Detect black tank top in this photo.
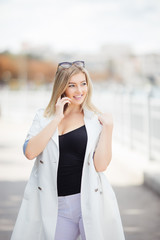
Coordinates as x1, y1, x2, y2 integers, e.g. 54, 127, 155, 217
57, 125, 87, 196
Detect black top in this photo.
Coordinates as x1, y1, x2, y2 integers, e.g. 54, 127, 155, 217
57, 125, 87, 196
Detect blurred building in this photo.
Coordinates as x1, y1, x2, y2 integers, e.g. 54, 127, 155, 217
137, 53, 160, 86
73, 44, 160, 87
0, 43, 160, 89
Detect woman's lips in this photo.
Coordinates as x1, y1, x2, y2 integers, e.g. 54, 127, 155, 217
73, 95, 83, 100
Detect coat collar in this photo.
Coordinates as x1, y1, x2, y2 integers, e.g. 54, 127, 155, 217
51, 106, 95, 149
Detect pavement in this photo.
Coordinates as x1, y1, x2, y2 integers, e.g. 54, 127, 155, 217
110, 141, 160, 240
0, 118, 160, 240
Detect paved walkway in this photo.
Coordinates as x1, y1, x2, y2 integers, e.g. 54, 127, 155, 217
108, 142, 160, 240
0, 119, 160, 240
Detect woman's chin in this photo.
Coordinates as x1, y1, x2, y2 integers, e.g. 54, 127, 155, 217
69, 99, 84, 106
75, 99, 85, 105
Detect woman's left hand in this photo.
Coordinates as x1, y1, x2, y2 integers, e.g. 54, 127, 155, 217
98, 112, 114, 130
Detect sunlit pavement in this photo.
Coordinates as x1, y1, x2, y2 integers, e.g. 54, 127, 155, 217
106, 141, 160, 240
0, 119, 160, 240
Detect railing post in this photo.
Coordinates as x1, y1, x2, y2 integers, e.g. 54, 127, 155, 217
146, 88, 153, 161
128, 88, 134, 150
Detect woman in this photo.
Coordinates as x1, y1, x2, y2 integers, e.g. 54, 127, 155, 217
10, 61, 125, 240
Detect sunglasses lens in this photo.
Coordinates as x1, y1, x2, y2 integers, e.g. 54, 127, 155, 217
74, 61, 84, 67
59, 63, 71, 68
58, 61, 85, 70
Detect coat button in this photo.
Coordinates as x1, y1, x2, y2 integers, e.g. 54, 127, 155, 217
40, 160, 44, 164
38, 186, 42, 190
95, 188, 98, 192
100, 191, 103, 194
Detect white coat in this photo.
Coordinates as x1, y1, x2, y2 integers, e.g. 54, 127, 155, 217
11, 106, 125, 240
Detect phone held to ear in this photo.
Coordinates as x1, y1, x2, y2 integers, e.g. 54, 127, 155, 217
61, 93, 66, 99
61, 93, 69, 112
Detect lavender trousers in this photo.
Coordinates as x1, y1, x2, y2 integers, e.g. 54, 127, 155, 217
54, 192, 86, 240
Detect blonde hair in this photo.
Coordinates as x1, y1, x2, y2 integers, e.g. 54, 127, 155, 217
43, 64, 102, 118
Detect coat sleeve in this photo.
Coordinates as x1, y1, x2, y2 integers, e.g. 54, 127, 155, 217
25, 109, 42, 141
94, 114, 103, 152
22, 109, 43, 156
23, 139, 29, 155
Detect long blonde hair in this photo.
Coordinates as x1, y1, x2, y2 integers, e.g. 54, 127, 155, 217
43, 64, 101, 118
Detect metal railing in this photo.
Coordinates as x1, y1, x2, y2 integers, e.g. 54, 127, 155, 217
0, 84, 160, 161
93, 83, 160, 161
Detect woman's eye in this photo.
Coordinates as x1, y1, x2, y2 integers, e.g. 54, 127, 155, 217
68, 82, 87, 87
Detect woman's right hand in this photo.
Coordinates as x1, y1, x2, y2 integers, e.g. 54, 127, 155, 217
54, 96, 71, 121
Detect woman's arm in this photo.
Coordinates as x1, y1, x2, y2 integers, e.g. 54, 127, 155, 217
25, 96, 71, 160
93, 113, 113, 172
25, 116, 61, 160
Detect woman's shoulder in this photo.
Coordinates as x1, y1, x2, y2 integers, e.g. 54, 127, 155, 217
33, 108, 47, 122
90, 111, 103, 130
93, 110, 104, 120
34, 108, 55, 128
35, 107, 45, 117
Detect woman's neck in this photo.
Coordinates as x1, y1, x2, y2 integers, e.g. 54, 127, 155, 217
64, 104, 82, 115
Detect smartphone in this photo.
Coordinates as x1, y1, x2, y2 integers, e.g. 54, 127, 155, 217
61, 93, 69, 112
61, 93, 66, 99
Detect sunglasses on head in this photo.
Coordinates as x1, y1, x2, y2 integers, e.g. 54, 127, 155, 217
57, 61, 85, 69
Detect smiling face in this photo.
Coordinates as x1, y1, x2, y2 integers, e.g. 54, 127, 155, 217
64, 72, 88, 106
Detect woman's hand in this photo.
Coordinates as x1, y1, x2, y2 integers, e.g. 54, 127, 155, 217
54, 96, 71, 120
98, 112, 114, 130
94, 112, 114, 171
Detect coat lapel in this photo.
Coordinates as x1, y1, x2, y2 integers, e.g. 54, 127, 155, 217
83, 107, 95, 155
51, 126, 59, 149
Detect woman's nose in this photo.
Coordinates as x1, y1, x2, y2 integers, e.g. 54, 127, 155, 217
76, 86, 83, 94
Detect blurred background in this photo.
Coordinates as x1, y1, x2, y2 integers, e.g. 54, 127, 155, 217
0, 0, 160, 239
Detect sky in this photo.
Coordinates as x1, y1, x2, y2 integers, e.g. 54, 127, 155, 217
0, 0, 160, 55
